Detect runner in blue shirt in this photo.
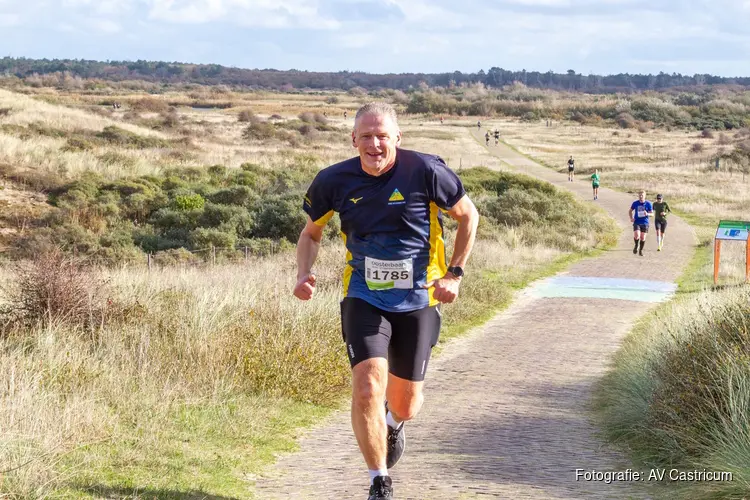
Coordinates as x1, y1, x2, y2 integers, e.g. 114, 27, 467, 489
628, 189, 653, 256
294, 102, 479, 500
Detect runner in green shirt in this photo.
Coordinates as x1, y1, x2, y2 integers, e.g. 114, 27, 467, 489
590, 169, 600, 200
653, 193, 671, 251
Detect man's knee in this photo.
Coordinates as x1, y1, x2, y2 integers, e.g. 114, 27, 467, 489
352, 359, 388, 407
388, 392, 423, 421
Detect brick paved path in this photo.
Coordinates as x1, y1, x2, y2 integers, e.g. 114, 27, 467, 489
254, 130, 695, 499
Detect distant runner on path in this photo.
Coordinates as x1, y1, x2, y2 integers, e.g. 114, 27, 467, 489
590, 169, 600, 200
294, 102, 479, 500
653, 193, 672, 251
493, 129, 500, 145
485, 131, 490, 146
567, 156, 575, 182
629, 190, 653, 256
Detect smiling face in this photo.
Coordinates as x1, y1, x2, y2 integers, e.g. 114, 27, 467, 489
352, 112, 401, 176
639, 191, 646, 202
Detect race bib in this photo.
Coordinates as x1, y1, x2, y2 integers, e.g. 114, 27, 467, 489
365, 257, 413, 290
637, 207, 646, 218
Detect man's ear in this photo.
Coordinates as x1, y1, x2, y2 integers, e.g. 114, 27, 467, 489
395, 130, 402, 147
351, 130, 357, 147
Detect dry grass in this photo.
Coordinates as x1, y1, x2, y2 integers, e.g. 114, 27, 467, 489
498, 119, 748, 219
0, 87, 509, 184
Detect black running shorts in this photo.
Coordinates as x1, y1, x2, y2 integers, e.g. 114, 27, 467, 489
633, 223, 649, 233
655, 219, 667, 232
340, 297, 441, 382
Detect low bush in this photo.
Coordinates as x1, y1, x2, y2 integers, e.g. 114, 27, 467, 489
0, 250, 108, 328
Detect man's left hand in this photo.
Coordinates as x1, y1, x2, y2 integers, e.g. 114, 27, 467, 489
422, 274, 462, 304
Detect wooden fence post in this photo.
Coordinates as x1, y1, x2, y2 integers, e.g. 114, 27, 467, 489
713, 239, 721, 285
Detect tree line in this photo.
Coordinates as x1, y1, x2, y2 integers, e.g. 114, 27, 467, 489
2, 57, 749, 92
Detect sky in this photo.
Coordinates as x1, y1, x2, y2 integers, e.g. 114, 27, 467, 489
1, 0, 749, 77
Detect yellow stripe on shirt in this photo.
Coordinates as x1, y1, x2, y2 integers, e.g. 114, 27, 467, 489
341, 231, 353, 297
314, 210, 334, 227
426, 202, 447, 306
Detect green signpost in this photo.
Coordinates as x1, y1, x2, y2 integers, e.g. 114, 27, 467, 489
714, 220, 750, 284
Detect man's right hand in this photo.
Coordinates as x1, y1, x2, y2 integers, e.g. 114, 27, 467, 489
293, 273, 317, 300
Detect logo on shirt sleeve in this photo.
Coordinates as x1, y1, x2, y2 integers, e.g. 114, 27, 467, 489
350, 197, 363, 204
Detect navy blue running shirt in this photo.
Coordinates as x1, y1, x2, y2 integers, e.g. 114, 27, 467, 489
303, 148, 466, 312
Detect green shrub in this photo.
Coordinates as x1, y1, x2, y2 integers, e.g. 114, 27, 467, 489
242, 121, 277, 141
150, 208, 202, 232
233, 171, 262, 188
133, 226, 186, 252
458, 167, 556, 196
189, 227, 237, 250
199, 203, 253, 234
130, 97, 171, 113
163, 166, 209, 184
207, 164, 228, 180
251, 194, 307, 241
162, 175, 188, 191
97, 151, 139, 171
152, 247, 199, 266
207, 186, 255, 206
172, 193, 205, 211
96, 126, 170, 149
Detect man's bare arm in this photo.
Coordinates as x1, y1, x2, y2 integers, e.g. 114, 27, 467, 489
294, 217, 325, 300
446, 195, 479, 270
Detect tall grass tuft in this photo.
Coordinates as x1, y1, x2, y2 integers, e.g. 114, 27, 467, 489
595, 286, 750, 498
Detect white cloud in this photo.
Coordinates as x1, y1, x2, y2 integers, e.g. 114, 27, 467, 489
145, 0, 339, 28
507, 0, 570, 5
62, 0, 133, 15
90, 18, 121, 33
58, 22, 77, 32
0, 12, 20, 26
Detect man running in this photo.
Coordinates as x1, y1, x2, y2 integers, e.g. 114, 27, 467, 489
567, 156, 575, 182
294, 102, 479, 500
590, 169, 600, 200
653, 193, 671, 251
477, 120, 481, 130
493, 129, 500, 145
629, 190, 653, 256
485, 131, 490, 145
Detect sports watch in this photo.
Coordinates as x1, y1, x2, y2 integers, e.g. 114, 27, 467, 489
447, 266, 464, 278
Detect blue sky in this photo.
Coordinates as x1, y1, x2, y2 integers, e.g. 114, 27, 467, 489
1, 0, 749, 76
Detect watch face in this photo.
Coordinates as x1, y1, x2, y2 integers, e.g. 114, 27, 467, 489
449, 266, 464, 277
